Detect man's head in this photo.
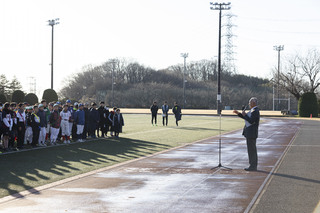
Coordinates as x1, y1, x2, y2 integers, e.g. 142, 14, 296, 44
33, 105, 39, 113
63, 104, 68, 111
100, 101, 105, 107
164, 101, 167, 105
249, 97, 258, 109
79, 103, 84, 110
41, 99, 47, 107
153, 101, 157, 105
38, 104, 44, 111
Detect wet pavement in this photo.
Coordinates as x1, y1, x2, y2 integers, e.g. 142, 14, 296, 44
0, 119, 302, 213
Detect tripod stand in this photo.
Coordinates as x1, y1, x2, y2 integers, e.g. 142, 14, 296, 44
211, 113, 232, 170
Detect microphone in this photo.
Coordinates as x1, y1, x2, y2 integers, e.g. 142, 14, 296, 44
242, 105, 248, 112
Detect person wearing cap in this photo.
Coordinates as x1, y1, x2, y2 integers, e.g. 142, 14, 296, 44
41, 99, 51, 142
66, 100, 75, 141
2, 103, 13, 151
37, 104, 47, 146
16, 103, 26, 149
89, 102, 100, 138
74, 103, 85, 142
49, 104, 61, 145
60, 104, 72, 144
24, 106, 33, 145
30, 105, 40, 148
97, 101, 107, 137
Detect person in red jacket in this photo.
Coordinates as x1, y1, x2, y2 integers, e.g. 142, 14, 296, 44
49, 104, 61, 145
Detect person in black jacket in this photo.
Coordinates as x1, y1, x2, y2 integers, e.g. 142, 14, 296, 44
82, 103, 89, 140
172, 102, 182, 126
89, 102, 100, 138
150, 101, 159, 126
97, 101, 106, 137
30, 106, 41, 148
113, 108, 124, 138
233, 97, 260, 171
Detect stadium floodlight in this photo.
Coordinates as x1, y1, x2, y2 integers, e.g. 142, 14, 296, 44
180, 53, 188, 109
273, 45, 284, 110
48, 18, 60, 90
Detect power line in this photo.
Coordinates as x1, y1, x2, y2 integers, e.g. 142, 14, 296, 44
237, 16, 320, 22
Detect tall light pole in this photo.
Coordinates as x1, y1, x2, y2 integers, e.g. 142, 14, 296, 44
180, 53, 188, 109
210, 2, 232, 170
210, 2, 231, 115
48, 18, 60, 90
273, 45, 284, 110
111, 59, 116, 107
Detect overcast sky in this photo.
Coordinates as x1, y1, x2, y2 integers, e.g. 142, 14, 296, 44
1, 0, 320, 96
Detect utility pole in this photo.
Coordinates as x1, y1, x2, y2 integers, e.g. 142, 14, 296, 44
48, 18, 60, 90
273, 45, 284, 111
210, 2, 231, 114
180, 53, 188, 109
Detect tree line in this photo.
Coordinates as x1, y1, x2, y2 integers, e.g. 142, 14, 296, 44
60, 58, 273, 109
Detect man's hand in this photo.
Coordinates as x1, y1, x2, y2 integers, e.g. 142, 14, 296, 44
242, 111, 247, 116
233, 110, 239, 115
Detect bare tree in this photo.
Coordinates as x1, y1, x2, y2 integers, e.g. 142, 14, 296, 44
273, 49, 320, 100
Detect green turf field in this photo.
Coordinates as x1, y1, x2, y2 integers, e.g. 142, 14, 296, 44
0, 114, 243, 198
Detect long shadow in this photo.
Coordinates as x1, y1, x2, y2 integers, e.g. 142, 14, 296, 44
0, 137, 171, 198
257, 170, 320, 184
177, 126, 220, 131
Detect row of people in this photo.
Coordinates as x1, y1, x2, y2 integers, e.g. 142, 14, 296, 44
150, 101, 182, 126
0, 100, 124, 152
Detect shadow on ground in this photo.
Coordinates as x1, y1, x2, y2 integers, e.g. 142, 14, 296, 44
0, 138, 171, 198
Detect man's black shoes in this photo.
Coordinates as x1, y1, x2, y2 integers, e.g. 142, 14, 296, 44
244, 167, 257, 171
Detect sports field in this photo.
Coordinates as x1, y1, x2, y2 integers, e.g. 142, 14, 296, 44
0, 114, 243, 198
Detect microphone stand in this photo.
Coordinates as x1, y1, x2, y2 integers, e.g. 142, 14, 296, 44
211, 112, 232, 171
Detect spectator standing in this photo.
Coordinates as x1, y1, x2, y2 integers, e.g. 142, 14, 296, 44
25, 106, 33, 145
37, 104, 47, 146
108, 107, 117, 137
113, 108, 124, 138
82, 103, 89, 140
97, 101, 106, 137
30, 105, 40, 148
49, 104, 61, 145
161, 101, 169, 126
150, 101, 159, 126
172, 102, 182, 126
74, 103, 85, 142
89, 102, 99, 138
2, 103, 13, 151
104, 106, 110, 137
9, 103, 17, 150
16, 103, 26, 149
60, 104, 71, 144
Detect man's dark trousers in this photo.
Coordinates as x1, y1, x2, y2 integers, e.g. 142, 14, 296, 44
246, 137, 257, 169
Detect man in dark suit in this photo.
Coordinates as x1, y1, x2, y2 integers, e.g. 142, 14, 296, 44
233, 97, 260, 171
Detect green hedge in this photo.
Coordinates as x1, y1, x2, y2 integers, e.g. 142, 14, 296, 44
298, 92, 318, 117
42, 89, 58, 103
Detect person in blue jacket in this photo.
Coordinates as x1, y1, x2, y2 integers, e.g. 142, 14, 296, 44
89, 102, 100, 138
74, 103, 85, 142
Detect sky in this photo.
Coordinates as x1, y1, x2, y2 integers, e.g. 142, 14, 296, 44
1, 0, 320, 97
